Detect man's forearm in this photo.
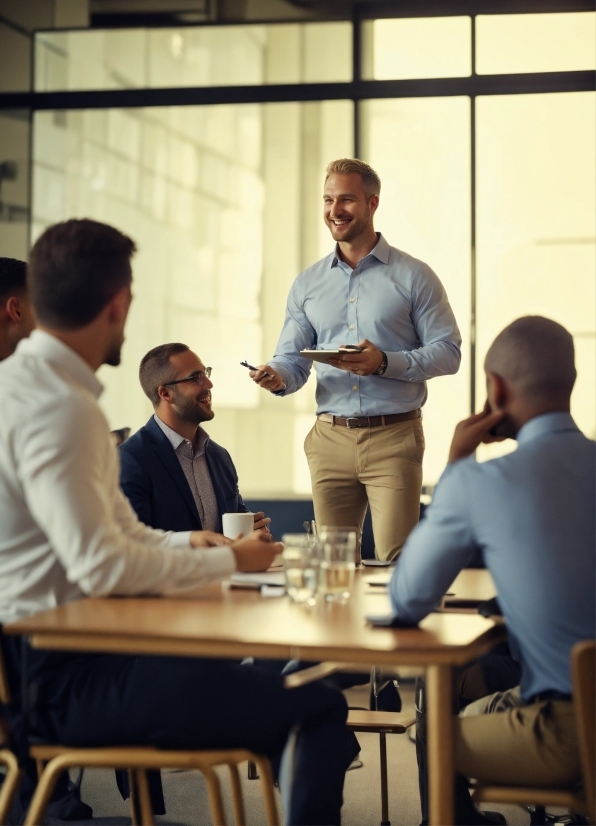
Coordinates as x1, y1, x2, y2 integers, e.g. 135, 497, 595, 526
384, 339, 461, 382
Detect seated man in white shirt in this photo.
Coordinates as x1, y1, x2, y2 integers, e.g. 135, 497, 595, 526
0, 218, 358, 826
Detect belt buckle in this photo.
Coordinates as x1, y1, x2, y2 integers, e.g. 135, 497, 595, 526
345, 417, 360, 428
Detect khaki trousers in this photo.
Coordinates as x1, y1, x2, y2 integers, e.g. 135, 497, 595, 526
304, 417, 424, 561
456, 688, 581, 787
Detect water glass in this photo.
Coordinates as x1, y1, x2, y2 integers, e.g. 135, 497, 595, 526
316, 527, 357, 601
281, 534, 319, 603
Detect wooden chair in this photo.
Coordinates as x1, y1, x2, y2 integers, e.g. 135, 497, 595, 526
0, 648, 23, 824
27, 745, 278, 826
347, 708, 416, 826
284, 662, 416, 826
0, 644, 278, 826
471, 640, 595, 824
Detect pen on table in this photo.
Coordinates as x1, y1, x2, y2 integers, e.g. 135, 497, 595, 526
240, 360, 271, 378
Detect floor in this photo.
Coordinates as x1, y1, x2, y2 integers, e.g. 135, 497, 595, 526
33, 683, 539, 826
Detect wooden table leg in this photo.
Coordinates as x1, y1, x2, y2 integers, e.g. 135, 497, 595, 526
427, 664, 455, 826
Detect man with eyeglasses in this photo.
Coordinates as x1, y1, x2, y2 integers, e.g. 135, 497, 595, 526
119, 343, 271, 538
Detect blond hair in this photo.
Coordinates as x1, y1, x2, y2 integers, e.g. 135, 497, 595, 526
325, 158, 381, 196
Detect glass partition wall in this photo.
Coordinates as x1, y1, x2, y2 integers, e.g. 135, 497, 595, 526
25, 12, 596, 498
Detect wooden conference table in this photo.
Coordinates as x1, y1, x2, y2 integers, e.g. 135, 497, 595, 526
5, 568, 504, 825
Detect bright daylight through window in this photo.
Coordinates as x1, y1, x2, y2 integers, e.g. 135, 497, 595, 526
31, 14, 596, 497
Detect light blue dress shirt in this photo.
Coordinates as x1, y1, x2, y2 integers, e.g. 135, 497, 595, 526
268, 234, 461, 416
389, 412, 596, 702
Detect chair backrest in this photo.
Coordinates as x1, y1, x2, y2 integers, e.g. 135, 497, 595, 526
571, 639, 595, 822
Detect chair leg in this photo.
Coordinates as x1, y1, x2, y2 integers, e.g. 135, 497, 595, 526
0, 750, 23, 825
529, 805, 547, 825
228, 763, 245, 825
134, 769, 155, 825
254, 755, 279, 826
202, 765, 226, 826
24, 756, 69, 826
379, 732, 390, 826
128, 768, 141, 826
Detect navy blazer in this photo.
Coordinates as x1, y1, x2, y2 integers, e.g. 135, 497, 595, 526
119, 416, 248, 533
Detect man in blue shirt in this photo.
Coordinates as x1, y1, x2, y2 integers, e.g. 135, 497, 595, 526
390, 316, 594, 815
250, 158, 461, 561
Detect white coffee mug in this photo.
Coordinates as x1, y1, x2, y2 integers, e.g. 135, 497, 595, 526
222, 512, 254, 539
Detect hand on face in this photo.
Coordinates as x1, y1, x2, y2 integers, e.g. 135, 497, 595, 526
448, 401, 507, 464
327, 339, 384, 376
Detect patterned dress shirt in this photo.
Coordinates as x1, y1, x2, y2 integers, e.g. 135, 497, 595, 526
153, 415, 220, 531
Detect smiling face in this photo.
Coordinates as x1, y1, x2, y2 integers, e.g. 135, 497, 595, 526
166, 349, 214, 424
323, 172, 379, 244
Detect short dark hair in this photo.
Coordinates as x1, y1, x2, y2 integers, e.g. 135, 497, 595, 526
0, 257, 27, 303
139, 343, 190, 406
28, 219, 136, 330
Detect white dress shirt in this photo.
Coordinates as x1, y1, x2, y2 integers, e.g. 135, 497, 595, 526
0, 330, 235, 624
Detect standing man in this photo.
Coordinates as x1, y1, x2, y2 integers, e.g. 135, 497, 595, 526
250, 159, 461, 560
0, 257, 36, 359
120, 343, 270, 535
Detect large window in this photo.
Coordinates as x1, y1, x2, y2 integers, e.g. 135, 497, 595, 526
24, 11, 595, 497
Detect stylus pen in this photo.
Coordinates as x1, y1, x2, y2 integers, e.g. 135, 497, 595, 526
240, 360, 271, 378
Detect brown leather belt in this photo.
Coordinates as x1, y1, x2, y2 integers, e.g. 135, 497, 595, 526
317, 409, 421, 428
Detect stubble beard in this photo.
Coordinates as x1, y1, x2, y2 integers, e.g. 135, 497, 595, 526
327, 212, 371, 244
172, 394, 214, 425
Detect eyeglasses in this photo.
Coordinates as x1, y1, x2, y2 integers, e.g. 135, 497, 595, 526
162, 367, 212, 388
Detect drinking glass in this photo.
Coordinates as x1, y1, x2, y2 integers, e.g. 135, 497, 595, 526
281, 534, 319, 603
316, 527, 357, 601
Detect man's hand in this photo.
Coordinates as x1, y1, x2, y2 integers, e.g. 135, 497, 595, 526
253, 511, 272, 536
249, 365, 285, 392
448, 402, 507, 464
327, 339, 384, 376
231, 532, 283, 572
190, 530, 233, 548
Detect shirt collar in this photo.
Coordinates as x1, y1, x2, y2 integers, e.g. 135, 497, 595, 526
331, 232, 390, 269
516, 411, 579, 447
16, 329, 103, 399
153, 414, 209, 456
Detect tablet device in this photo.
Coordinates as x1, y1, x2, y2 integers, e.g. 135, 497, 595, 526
365, 614, 418, 628
300, 347, 362, 364
362, 559, 393, 567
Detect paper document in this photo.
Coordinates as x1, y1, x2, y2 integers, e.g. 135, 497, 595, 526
230, 572, 286, 589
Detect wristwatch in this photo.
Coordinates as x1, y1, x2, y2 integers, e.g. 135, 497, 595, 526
375, 351, 388, 376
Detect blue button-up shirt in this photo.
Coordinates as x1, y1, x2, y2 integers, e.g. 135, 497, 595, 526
269, 234, 461, 416
389, 412, 596, 701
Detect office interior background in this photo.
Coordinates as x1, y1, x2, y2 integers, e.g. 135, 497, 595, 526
0, 0, 594, 502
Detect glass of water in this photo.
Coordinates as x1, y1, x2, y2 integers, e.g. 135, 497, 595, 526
316, 527, 357, 601
281, 534, 319, 604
